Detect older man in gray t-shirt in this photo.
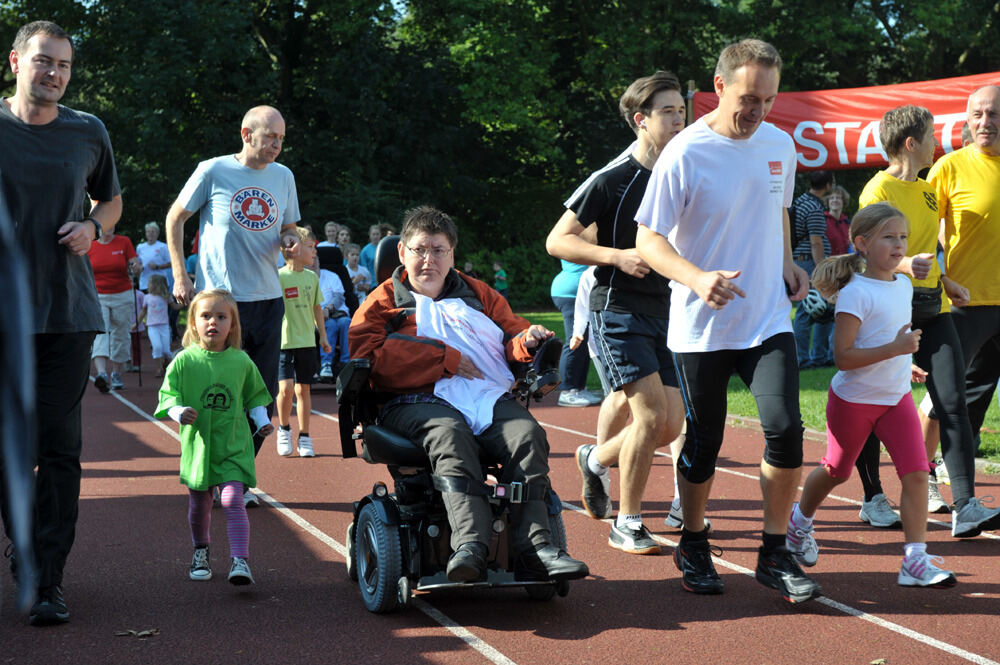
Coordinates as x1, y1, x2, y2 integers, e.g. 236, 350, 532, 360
166, 106, 302, 483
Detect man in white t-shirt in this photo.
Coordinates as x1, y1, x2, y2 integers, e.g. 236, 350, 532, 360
635, 39, 821, 604
166, 106, 302, 506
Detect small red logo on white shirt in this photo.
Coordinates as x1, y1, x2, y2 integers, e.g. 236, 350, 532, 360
769, 161, 782, 175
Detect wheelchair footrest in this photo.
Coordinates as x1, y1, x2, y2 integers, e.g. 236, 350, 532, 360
416, 569, 557, 591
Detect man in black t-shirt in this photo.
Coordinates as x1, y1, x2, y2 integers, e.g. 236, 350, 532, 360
546, 71, 687, 556
0, 20, 122, 626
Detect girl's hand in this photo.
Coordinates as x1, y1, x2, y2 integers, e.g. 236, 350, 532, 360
256, 423, 275, 438
894, 323, 921, 355
569, 334, 584, 350
179, 407, 198, 425
911, 364, 928, 383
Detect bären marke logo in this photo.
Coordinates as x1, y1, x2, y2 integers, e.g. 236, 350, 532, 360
768, 161, 782, 175
230, 187, 279, 231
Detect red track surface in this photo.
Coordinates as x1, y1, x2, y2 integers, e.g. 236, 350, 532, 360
3, 349, 999, 665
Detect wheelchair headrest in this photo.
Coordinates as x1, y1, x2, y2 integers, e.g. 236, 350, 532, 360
316, 245, 344, 272
374, 235, 402, 286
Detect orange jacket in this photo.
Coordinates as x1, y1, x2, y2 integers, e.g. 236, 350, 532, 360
349, 267, 536, 394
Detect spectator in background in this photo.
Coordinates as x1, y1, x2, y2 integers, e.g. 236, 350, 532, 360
824, 185, 852, 256
463, 261, 481, 280
317, 221, 341, 248
337, 226, 352, 248
792, 170, 835, 368
344, 242, 371, 301
89, 225, 141, 392
493, 260, 508, 298
359, 223, 382, 283
136, 221, 173, 292
551, 260, 600, 407
316, 252, 351, 380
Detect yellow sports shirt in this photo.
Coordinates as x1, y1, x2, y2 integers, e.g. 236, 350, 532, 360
927, 145, 1000, 306
859, 170, 947, 312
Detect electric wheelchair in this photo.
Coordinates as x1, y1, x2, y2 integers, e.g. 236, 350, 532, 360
336, 236, 575, 613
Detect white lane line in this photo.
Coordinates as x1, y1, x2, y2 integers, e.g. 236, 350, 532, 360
561, 503, 999, 665
106, 391, 519, 665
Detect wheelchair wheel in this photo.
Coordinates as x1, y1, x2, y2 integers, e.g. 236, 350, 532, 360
356, 502, 403, 613
346, 522, 358, 581
524, 509, 569, 601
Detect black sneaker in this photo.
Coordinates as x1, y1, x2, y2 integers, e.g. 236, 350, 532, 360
609, 522, 661, 555
755, 546, 822, 604
29, 585, 70, 626
576, 444, 612, 519
673, 539, 724, 594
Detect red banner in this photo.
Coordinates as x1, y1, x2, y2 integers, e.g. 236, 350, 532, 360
692, 72, 999, 171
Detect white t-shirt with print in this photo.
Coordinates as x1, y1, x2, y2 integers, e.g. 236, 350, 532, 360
830, 273, 914, 405
635, 118, 796, 352
177, 155, 301, 302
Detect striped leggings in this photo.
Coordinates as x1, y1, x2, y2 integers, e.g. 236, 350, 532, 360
188, 481, 249, 558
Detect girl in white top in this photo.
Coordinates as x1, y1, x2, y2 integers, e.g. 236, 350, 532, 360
787, 202, 956, 588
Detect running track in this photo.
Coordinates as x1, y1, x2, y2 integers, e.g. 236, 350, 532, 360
2, 358, 998, 665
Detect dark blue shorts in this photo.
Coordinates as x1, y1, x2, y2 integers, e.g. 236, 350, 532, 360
278, 347, 319, 384
590, 309, 677, 391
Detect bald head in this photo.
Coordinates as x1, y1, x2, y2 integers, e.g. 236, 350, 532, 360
967, 85, 1000, 155
241, 105, 283, 132
237, 105, 286, 169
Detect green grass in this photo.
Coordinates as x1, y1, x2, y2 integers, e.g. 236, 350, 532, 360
522, 310, 1000, 462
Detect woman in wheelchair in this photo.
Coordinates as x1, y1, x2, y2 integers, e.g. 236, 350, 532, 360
349, 206, 589, 583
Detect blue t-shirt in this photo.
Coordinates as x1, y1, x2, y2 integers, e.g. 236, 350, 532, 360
550, 260, 587, 299
177, 155, 301, 302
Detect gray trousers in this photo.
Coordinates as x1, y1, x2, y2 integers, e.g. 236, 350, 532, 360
380, 397, 550, 553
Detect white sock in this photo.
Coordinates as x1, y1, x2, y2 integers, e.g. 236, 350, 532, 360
616, 513, 642, 528
903, 542, 926, 561
792, 503, 814, 529
587, 447, 609, 476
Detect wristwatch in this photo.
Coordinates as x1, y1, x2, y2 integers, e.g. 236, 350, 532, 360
85, 217, 102, 240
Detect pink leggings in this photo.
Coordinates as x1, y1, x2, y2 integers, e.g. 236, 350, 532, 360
823, 389, 930, 479
188, 481, 249, 558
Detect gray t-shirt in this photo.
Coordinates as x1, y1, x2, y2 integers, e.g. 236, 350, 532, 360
0, 101, 120, 333
177, 155, 301, 302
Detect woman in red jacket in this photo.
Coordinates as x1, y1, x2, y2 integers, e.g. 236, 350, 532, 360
88, 226, 141, 391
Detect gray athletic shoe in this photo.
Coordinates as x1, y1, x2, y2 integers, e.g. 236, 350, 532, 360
952, 496, 1000, 538
859, 493, 902, 528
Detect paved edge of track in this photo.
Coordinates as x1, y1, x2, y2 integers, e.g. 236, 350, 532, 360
99, 383, 1000, 665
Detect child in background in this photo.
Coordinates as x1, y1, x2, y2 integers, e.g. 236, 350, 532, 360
276, 227, 332, 457
493, 260, 508, 298
344, 243, 371, 301
155, 289, 274, 586
315, 254, 351, 380
139, 274, 178, 377
787, 202, 956, 588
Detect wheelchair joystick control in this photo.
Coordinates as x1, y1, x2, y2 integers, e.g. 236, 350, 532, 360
427, 525, 441, 538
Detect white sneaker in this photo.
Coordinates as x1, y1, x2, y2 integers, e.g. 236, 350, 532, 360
189, 546, 212, 581
319, 363, 334, 379
557, 389, 593, 407
276, 428, 293, 456
243, 489, 260, 508
786, 514, 819, 567
298, 435, 315, 458
928, 480, 950, 514
228, 556, 255, 585
933, 458, 951, 485
859, 493, 902, 528
665, 496, 683, 528
898, 552, 956, 587
952, 496, 1000, 538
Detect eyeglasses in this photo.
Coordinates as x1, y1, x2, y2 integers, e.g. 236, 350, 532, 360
406, 245, 453, 260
